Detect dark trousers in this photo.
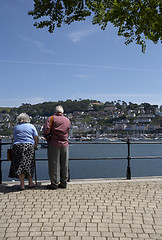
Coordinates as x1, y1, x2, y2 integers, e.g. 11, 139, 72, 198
48, 145, 69, 187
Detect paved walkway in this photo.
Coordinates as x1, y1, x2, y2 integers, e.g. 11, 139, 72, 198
0, 177, 162, 240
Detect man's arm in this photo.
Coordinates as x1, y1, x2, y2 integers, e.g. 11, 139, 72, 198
43, 117, 51, 137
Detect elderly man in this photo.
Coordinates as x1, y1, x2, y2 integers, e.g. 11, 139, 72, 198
43, 105, 70, 189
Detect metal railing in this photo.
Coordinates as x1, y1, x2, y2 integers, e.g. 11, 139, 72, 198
1, 138, 162, 184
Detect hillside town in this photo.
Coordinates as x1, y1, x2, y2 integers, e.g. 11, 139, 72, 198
1, 100, 162, 141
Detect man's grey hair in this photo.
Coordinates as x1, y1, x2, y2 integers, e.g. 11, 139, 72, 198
55, 105, 64, 114
16, 113, 31, 124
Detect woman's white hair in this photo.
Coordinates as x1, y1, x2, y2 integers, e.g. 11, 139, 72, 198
16, 113, 30, 124
55, 105, 64, 114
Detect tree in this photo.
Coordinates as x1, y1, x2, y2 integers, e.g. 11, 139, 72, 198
28, 0, 162, 52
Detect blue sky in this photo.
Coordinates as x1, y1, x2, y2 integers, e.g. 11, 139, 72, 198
0, 0, 162, 107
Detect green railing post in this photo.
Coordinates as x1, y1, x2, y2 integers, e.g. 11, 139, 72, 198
127, 138, 131, 179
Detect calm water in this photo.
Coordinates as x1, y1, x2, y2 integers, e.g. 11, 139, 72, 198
1, 140, 162, 181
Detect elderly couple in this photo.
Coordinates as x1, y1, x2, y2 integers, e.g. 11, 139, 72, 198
9, 105, 70, 190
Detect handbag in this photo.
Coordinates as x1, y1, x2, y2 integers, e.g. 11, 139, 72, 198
45, 115, 54, 141
7, 147, 12, 161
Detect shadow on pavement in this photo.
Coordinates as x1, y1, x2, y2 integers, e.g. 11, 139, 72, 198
0, 182, 49, 194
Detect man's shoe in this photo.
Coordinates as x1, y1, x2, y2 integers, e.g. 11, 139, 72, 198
47, 184, 58, 190
58, 184, 67, 189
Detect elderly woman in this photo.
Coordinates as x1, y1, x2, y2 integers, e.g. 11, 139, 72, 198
9, 113, 38, 190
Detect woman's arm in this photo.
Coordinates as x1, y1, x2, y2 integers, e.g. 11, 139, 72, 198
34, 135, 39, 150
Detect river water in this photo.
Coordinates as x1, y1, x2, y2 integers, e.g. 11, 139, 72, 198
1, 140, 162, 181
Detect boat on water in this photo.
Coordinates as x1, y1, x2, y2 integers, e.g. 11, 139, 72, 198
40, 142, 48, 148
39, 135, 162, 147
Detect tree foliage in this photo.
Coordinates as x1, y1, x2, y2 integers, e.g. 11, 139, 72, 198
15, 99, 94, 117
28, 0, 162, 52
7, 99, 160, 118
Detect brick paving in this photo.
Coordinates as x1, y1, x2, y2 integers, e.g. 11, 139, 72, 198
0, 178, 162, 240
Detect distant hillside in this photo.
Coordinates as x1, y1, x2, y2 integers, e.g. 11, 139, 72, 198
10, 99, 102, 117
0, 107, 11, 113
1, 99, 160, 117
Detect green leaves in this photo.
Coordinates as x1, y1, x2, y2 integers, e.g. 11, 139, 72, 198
28, 0, 162, 52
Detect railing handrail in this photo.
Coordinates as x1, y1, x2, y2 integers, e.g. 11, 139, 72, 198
2, 140, 162, 144
1, 139, 162, 183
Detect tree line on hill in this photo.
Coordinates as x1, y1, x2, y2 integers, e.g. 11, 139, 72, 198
0, 99, 160, 117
